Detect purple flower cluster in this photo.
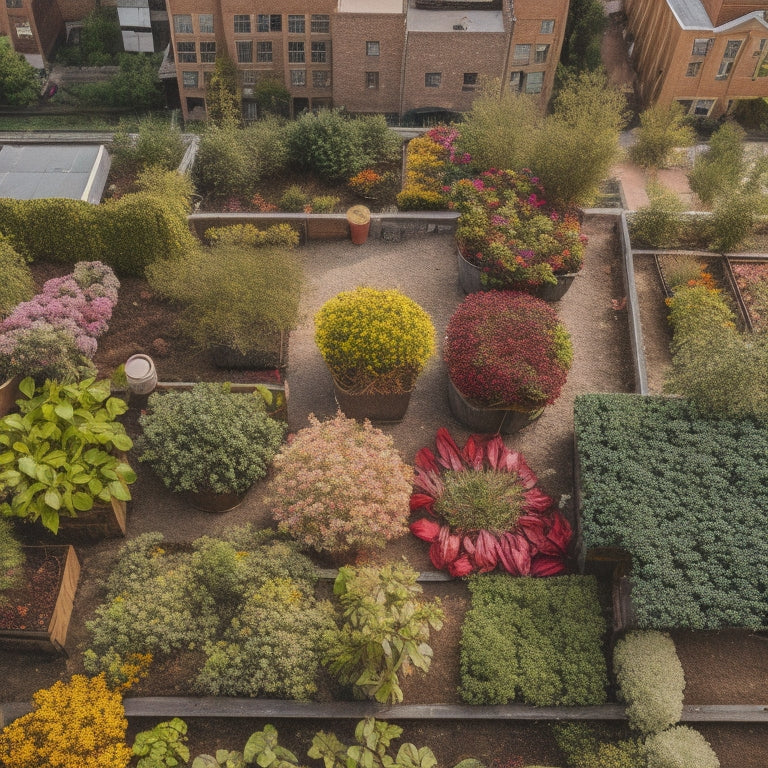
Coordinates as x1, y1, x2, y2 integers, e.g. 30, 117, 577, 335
0, 261, 119, 363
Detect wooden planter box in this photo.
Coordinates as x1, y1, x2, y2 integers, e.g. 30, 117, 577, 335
0, 376, 21, 418
725, 257, 768, 333
0, 545, 80, 654
55, 496, 127, 541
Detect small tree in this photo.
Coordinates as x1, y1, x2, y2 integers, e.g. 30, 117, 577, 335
0, 36, 40, 106
252, 77, 290, 117
206, 52, 241, 126
80, 7, 122, 65
631, 103, 695, 168
688, 122, 745, 205
629, 182, 687, 248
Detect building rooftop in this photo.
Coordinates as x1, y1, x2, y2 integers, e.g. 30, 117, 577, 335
0, 144, 110, 204
667, 0, 768, 30
406, 0, 504, 32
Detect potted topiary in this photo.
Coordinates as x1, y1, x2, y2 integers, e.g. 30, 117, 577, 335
147, 225, 302, 370
314, 287, 436, 421
268, 412, 411, 561
138, 383, 287, 512
0, 377, 136, 538
451, 169, 587, 299
445, 291, 573, 433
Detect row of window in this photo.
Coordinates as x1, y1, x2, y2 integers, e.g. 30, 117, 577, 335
512, 43, 550, 65
360, 70, 543, 93
174, 13, 331, 36
181, 69, 331, 89
687, 38, 742, 80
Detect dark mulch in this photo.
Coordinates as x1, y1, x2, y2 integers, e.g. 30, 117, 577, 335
0, 548, 63, 632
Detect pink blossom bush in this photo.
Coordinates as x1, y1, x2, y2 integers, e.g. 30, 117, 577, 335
268, 412, 412, 555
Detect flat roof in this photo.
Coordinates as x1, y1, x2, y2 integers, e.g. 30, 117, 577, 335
666, 0, 768, 30
0, 144, 110, 204
407, 1, 504, 32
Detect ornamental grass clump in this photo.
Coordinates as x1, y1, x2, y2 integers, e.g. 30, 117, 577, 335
445, 291, 572, 410
315, 288, 436, 395
451, 169, 587, 290
138, 383, 286, 495
0, 673, 132, 768
269, 412, 411, 555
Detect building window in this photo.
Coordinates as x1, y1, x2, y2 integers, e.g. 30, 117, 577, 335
509, 70, 523, 92
540, 19, 554, 34
686, 61, 701, 77
311, 41, 328, 63
311, 14, 330, 33
463, 72, 478, 91
513, 44, 531, 65
290, 69, 306, 86
236, 40, 253, 64
366, 71, 379, 89
244, 101, 259, 121
233, 15, 250, 34
5, 0, 22, 7
288, 14, 305, 33
425, 72, 441, 87
258, 14, 281, 32
13, 20, 32, 37
313, 70, 330, 88
176, 41, 196, 63
694, 98, 715, 115
525, 71, 544, 94
198, 14, 213, 34
182, 71, 199, 88
716, 40, 742, 79
366, 41, 380, 56
256, 41, 273, 63
242, 70, 257, 85
173, 14, 192, 34
534, 44, 550, 63
288, 41, 305, 63
200, 41, 215, 63
692, 38, 713, 56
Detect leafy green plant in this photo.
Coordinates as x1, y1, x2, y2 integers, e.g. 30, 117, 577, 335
137, 383, 286, 495
0, 377, 135, 534
0, 235, 33, 318
0, 36, 40, 106
688, 123, 745, 205
710, 192, 756, 251
193, 752, 246, 768
203, 223, 299, 249
643, 726, 720, 768
630, 103, 695, 168
324, 562, 444, 704
110, 116, 186, 176
553, 723, 644, 768
613, 631, 685, 734
575, 393, 768, 628
308, 718, 437, 768
243, 725, 301, 768
309, 195, 340, 213
132, 718, 190, 768
459, 575, 608, 706
279, 185, 310, 212
628, 182, 687, 248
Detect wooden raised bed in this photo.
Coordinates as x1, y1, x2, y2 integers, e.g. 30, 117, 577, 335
0, 376, 21, 418
56, 496, 127, 540
0, 544, 80, 654
725, 256, 768, 333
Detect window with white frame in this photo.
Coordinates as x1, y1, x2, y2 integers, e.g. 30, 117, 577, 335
182, 71, 199, 88
244, 101, 259, 121
236, 40, 253, 63
540, 19, 554, 34
176, 41, 196, 63
534, 44, 549, 63
525, 71, 544, 94
288, 41, 305, 63
173, 14, 192, 34
716, 39, 742, 79
291, 69, 306, 86
311, 41, 328, 63
242, 70, 257, 85
256, 41, 272, 63
313, 70, 330, 88
686, 61, 701, 77
200, 42, 215, 62
199, 14, 213, 34
692, 38, 713, 56
366, 71, 379, 89
509, 70, 523, 91
233, 15, 250, 34
258, 14, 281, 32
311, 14, 330, 33
513, 44, 531, 65
288, 14, 305, 33
367, 41, 380, 56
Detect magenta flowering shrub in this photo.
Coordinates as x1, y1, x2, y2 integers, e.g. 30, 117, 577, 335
268, 412, 412, 555
426, 126, 472, 166
451, 169, 587, 290
0, 261, 119, 382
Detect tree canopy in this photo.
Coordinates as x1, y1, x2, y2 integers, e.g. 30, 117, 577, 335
0, 36, 40, 106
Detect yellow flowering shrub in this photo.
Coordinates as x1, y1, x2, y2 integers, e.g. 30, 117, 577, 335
0, 674, 131, 768
315, 287, 436, 393
396, 134, 449, 211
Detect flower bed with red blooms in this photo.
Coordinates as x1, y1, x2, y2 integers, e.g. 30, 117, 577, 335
451, 168, 587, 290
445, 291, 573, 410
410, 428, 572, 577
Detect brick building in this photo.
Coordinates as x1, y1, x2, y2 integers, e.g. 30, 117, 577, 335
625, 0, 768, 117
165, 0, 569, 121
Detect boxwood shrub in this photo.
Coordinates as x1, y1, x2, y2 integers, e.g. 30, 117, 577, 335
575, 393, 768, 629
643, 726, 720, 768
553, 723, 645, 768
459, 574, 608, 706
613, 631, 685, 734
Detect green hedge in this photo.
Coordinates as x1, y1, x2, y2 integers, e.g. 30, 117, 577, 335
613, 631, 684, 734
574, 393, 768, 629
643, 726, 720, 768
553, 724, 644, 768
459, 574, 608, 706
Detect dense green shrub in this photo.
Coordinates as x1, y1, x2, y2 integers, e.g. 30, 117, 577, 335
459, 575, 608, 706
110, 117, 187, 176
279, 185, 309, 212
202, 223, 299, 249
0, 518, 24, 598
643, 726, 720, 768
630, 104, 695, 168
688, 123, 745, 206
85, 528, 331, 700
0, 36, 40, 105
0, 236, 33, 318
309, 194, 340, 213
70, 53, 164, 109
628, 183, 687, 248
574, 393, 768, 628
710, 192, 755, 251
613, 631, 685, 734
553, 724, 644, 768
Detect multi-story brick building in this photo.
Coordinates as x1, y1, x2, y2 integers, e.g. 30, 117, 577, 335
165, 0, 569, 121
625, 0, 768, 117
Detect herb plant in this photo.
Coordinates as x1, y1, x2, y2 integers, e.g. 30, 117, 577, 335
324, 562, 444, 704
0, 377, 135, 534
132, 718, 190, 768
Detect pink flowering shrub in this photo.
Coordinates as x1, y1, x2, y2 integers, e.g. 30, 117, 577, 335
426, 125, 471, 166
451, 169, 587, 290
268, 412, 412, 555
0, 261, 119, 382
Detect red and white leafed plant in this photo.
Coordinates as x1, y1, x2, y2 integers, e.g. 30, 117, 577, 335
409, 428, 572, 578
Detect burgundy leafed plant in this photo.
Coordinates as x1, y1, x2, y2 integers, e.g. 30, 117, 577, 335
410, 428, 571, 577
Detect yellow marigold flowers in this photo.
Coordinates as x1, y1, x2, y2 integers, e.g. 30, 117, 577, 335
315, 287, 436, 394
0, 674, 131, 768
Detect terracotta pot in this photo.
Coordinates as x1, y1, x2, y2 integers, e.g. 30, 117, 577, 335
447, 377, 541, 434
347, 205, 371, 245
333, 381, 412, 422
0, 376, 22, 417
456, 248, 577, 301
182, 488, 248, 513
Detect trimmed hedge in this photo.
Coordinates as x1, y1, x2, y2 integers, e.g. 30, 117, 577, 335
459, 575, 608, 706
644, 726, 720, 768
575, 393, 768, 629
613, 631, 685, 734
553, 723, 644, 768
